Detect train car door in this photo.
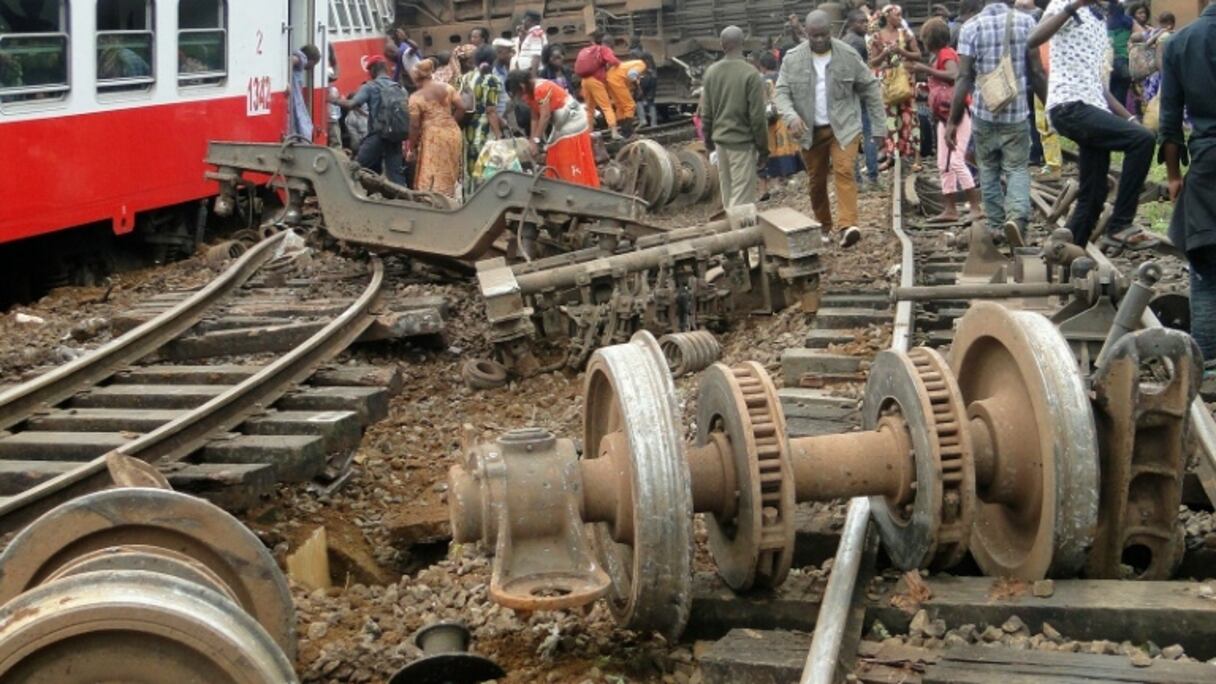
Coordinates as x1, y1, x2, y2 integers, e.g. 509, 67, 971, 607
286, 0, 326, 140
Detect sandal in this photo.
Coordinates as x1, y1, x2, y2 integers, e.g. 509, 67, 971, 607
1097, 227, 1161, 253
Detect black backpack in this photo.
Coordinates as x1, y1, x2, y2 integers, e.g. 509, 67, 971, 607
372, 79, 410, 142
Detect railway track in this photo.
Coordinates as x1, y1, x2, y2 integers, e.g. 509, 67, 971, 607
435, 157, 1216, 683
696, 162, 1216, 683
0, 232, 457, 681
0, 234, 446, 536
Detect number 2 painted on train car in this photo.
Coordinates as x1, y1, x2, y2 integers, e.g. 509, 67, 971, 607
247, 76, 272, 116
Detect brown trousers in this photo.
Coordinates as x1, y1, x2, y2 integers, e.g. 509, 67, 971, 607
801, 126, 860, 232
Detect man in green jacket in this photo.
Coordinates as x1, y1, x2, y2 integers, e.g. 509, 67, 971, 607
775, 10, 886, 247
700, 25, 769, 209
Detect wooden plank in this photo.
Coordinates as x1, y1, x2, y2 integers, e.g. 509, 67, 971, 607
111, 364, 405, 395
924, 646, 1216, 683
275, 386, 389, 424
199, 434, 326, 482
0, 460, 275, 511
25, 408, 360, 452
813, 308, 893, 329
69, 384, 227, 409
687, 576, 1216, 660
153, 309, 444, 361
780, 349, 866, 386
700, 628, 808, 684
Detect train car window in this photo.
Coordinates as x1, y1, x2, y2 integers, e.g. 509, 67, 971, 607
97, 0, 153, 92
334, 0, 351, 34
379, 0, 392, 24
178, 0, 225, 86
0, 0, 70, 104
355, 0, 372, 32
368, 0, 380, 33
327, 0, 337, 33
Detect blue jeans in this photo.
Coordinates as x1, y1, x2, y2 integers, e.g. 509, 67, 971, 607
972, 117, 1031, 232
855, 109, 879, 183
355, 133, 407, 186
1190, 246, 1216, 365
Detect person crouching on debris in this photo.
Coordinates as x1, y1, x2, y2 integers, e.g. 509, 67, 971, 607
505, 70, 601, 188
576, 31, 622, 138
700, 26, 769, 209
775, 10, 887, 248
606, 57, 648, 137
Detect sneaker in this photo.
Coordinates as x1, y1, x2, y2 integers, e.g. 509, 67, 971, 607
1002, 220, 1025, 249
840, 226, 862, 248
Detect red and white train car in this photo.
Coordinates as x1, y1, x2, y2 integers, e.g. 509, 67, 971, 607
0, 0, 392, 295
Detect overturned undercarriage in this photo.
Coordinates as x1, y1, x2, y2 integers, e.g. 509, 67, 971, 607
205, 141, 822, 375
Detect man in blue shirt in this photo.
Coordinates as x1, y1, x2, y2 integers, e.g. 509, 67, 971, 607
1159, 0, 1216, 370
336, 56, 407, 186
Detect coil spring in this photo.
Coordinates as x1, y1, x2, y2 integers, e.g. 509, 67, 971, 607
658, 331, 721, 377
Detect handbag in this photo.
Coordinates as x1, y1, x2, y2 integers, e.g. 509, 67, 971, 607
1129, 32, 1159, 80
882, 33, 914, 107
976, 9, 1018, 113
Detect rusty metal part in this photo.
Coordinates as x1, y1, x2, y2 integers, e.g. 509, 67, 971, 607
583, 332, 693, 638
206, 142, 653, 263
461, 358, 509, 390
658, 330, 721, 377
0, 231, 287, 433
479, 206, 822, 374
0, 259, 385, 536
449, 427, 610, 611
206, 240, 247, 269
1095, 262, 1162, 369
0, 487, 296, 658
388, 621, 505, 684
0, 570, 297, 683
602, 144, 717, 211
893, 280, 1077, 302
694, 362, 796, 591
862, 348, 975, 570
1087, 328, 1199, 579
958, 223, 1011, 281
949, 302, 1099, 580
1048, 179, 1080, 222
1043, 227, 1087, 268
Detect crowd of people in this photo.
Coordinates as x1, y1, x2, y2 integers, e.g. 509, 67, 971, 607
297, 11, 660, 201
290, 0, 1215, 372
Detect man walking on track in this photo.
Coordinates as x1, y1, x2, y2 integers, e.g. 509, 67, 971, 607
775, 10, 886, 248
699, 26, 769, 209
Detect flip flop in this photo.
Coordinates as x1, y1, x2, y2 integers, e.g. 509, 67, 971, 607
1097, 228, 1161, 253
840, 226, 862, 248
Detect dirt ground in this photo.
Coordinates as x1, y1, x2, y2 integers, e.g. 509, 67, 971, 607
0, 173, 895, 683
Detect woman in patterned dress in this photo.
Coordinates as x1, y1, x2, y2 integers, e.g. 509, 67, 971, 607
868, 5, 922, 168
459, 46, 504, 189
406, 59, 464, 198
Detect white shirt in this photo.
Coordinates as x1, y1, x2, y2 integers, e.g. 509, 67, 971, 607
1043, 0, 1110, 113
812, 51, 831, 126
512, 27, 547, 71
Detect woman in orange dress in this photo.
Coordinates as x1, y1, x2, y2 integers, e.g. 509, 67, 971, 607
504, 70, 600, 188
406, 59, 464, 198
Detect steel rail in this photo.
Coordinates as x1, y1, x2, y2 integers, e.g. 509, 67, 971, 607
0, 258, 385, 536
1027, 191, 1216, 508
0, 232, 289, 432
801, 159, 914, 684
